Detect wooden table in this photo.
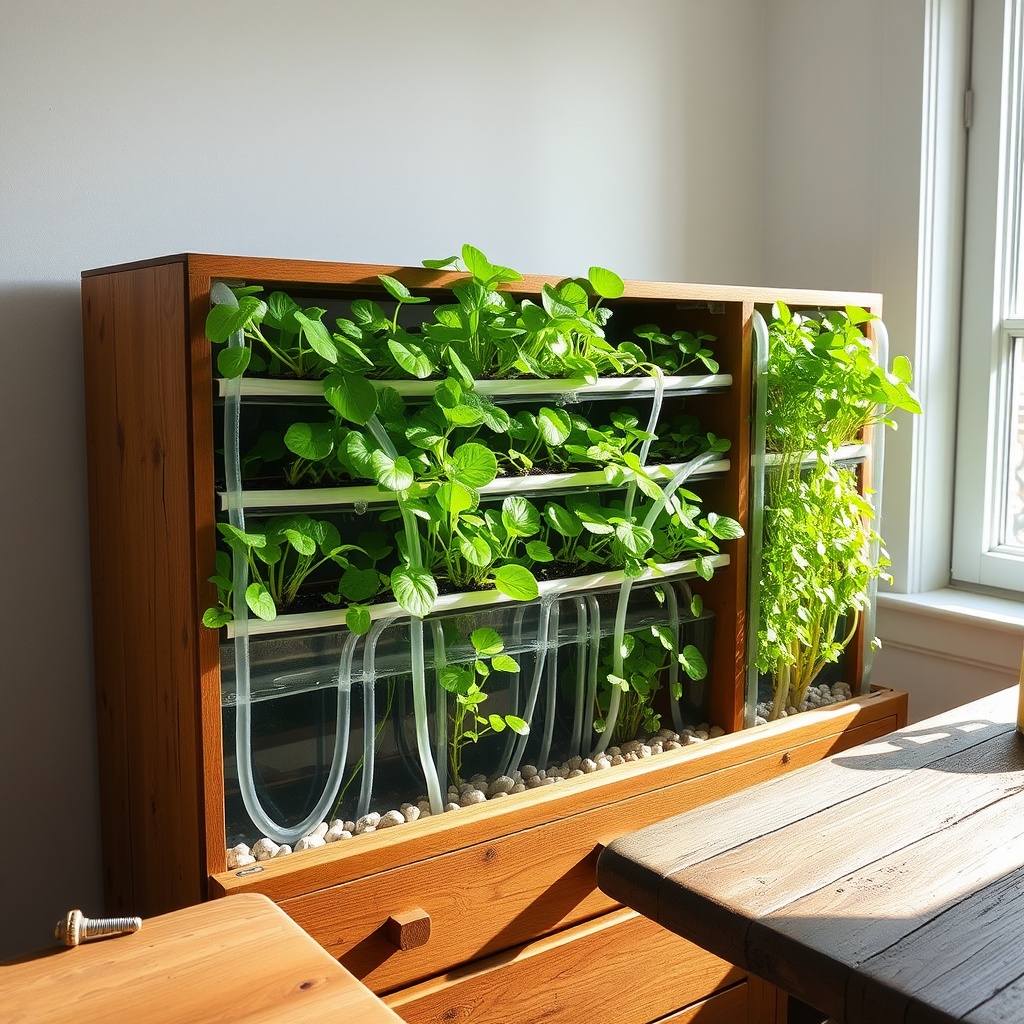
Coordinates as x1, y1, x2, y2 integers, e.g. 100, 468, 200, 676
0, 892, 403, 1023
597, 688, 1024, 1024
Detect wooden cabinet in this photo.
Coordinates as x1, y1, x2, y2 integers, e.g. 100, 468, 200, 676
81, 254, 903, 1024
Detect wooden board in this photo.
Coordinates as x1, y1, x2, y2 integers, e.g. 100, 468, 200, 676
0, 893, 401, 1023
652, 981, 748, 1023
598, 688, 1024, 1024
383, 907, 742, 1024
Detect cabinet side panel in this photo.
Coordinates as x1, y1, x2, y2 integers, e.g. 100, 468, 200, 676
82, 263, 204, 915
83, 274, 135, 913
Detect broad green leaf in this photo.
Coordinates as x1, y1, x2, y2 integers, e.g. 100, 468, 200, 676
505, 715, 529, 734
294, 310, 338, 364
218, 522, 266, 550
525, 540, 554, 562
265, 291, 301, 331
422, 255, 459, 270
284, 421, 334, 461
450, 443, 498, 488
346, 604, 372, 635
378, 274, 428, 304
388, 336, 434, 378
491, 654, 520, 673
892, 354, 913, 383
440, 665, 474, 695
206, 296, 264, 343
391, 566, 438, 618
371, 450, 414, 491
471, 627, 503, 656
545, 502, 583, 538
202, 607, 232, 628
706, 513, 744, 540
245, 582, 277, 621
437, 481, 474, 515
350, 298, 387, 330
343, 430, 376, 477
217, 345, 251, 378
588, 266, 625, 300
537, 406, 572, 446
679, 644, 708, 680
690, 593, 704, 617
492, 563, 539, 601
461, 244, 494, 282
502, 495, 540, 537
337, 568, 380, 602
488, 715, 507, 732
458, 533, 492, 566
283, 527, 316, 557
324, 371, 378, 425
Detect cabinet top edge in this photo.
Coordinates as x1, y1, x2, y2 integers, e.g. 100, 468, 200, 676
80, 253, 883, 309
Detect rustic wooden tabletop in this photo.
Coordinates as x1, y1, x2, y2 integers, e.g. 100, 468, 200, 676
598, 687, 1024, 1024
0, 892, 403, 1023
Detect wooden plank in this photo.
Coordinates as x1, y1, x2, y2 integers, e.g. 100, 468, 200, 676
655, 727, 1024, 967
744, 975, 786, 1024
597, 691, 1011, 917
2, 893, 401, 1023
746, 781, 1024, 1021
278, 715, 893, 993
82, 272, 136, 913
213, 691, 903, 902
383, 908, 743, 1024
651, 981, 748, 1023
847, 862, 1024, 1024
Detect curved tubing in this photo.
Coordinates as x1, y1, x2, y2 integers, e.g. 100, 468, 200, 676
365, 414, 444, 814
568, 597, 588, 758
430, 619, 449, 797
536, 601, 561, 770
495, 606, 527, 777
504, 596, 554, 777
664, 582, 684, 734
582, 596, 601, 744
356, 617, 395, 818
218, 282, 356, 843
593, 450, 724, 756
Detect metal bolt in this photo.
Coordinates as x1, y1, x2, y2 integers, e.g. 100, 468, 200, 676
55, 909, 142, 947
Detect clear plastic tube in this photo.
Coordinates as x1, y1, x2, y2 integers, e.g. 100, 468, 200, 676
664, 583, 683, 734
430, 619, 449, 797
582, 596, 601, 744
356, 617, 395, 818
496, 606, 527, 776
506, 596, 554, 776
217, 282, 354, 844
537, 601, 560, 769
569, 597, 588, 758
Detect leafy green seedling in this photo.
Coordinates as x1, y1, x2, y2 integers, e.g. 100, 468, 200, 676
440, 627, 529, 786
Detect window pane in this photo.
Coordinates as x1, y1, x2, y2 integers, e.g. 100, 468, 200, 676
1002, 335, 1024, 549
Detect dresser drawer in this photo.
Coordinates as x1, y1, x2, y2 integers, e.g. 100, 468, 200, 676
384, 907, 743, 1024
653, 981, 748, 1023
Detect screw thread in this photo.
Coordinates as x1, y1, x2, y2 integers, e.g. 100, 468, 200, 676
81, 916, 142, 939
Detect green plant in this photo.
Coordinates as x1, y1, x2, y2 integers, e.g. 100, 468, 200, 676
439, 627, 529, 786
203, 514, 377, 625
757, 303, 921, 720
594, 589, 708, 742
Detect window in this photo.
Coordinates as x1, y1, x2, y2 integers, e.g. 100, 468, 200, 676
953, 0, 1024, 591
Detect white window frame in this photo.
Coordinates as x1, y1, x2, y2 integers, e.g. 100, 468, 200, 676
952, 0, 1024, 592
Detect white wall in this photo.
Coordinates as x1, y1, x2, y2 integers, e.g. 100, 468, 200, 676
0, 0, 768, 959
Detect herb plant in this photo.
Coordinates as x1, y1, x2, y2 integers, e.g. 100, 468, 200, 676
440, 627, 529, 786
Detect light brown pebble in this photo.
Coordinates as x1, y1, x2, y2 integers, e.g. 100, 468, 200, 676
324, 825, 349, 842
489, 775, 515, 796
311, 821, 329, 839
695, 730, 709, 740
294, 835, 325, 851
417, 800, 432, 815
401, 804, 421, 822
460, 789, 487, 807
581, 758, 598, 773
226, 843, 251, 869
511, 783, 527, 794
379, 810, 405, 828
520, 764, 538, 779
709, 726, 725, 738
648, 742, 663, 755
274, 844, 292, 857
470, 774, 488, 789
624, 752, 639, 762
444, 801, 461, 812
665, 740, 682, 751
568, 769, 585, 779
610, 754, 625, 766
638, 745, 652, 758
527, 776, 543, 788
607, 746, 621, 757
596, 756, 612, 770
490, 791, 509, 799
252, 838, 280, 861
234, 853, 256, 867
567, 755, 582, 770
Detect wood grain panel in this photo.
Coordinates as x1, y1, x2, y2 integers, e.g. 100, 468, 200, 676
276, 715, 895, 994
214, 691, 903, 904
82, 263, 204, 916
651, 981, 748, 1023
4, 893, 401, 1023
384, 908, 743, 1024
